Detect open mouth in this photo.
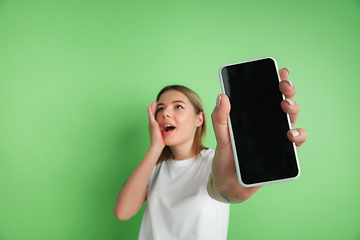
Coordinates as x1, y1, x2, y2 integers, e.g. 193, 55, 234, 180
164, 125, 176, 132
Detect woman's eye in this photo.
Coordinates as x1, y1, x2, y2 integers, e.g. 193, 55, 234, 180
156, 107, 164, 113
175, 105, 184, 109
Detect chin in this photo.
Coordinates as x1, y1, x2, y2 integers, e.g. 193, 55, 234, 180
163, 138, 179, 147
164, 141, 176, 147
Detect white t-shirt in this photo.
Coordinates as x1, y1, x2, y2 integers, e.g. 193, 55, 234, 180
138, 148, 230, 240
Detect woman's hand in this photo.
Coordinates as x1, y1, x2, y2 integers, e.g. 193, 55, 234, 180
278, 68, 307, 148
148, 102, 165, 149
208, 68, 307, 203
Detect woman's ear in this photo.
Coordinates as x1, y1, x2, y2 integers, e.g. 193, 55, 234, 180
196, 111, 204, 127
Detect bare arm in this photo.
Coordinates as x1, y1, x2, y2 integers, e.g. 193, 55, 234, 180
114, 102, 165, 220
207, 172, 261, 204
113, 145, 163, 220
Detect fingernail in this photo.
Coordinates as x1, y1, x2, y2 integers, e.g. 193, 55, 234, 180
282, 79, 293, 87
289, 129, 300, 137
216, 94, 221, 107
283, 68, 290, 75
284, 99, 294, 106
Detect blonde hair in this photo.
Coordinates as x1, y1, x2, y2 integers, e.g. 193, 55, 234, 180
155, 85, 208, 164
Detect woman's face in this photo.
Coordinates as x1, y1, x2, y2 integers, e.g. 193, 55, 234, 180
156, 90, 203, 148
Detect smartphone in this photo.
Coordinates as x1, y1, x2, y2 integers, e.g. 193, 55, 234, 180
219, 57, 300, 188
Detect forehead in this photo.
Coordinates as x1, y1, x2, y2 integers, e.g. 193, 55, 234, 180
158, 90, 190, 104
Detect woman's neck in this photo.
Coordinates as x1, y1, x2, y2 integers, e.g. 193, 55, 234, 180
169, 142, 196, 161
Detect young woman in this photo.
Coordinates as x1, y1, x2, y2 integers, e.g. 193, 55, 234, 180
114, 68, 308, 240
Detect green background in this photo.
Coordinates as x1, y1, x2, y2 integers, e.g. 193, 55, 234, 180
0, 0, 359, 239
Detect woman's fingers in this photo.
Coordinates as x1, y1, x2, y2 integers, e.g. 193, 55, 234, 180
279, 67, 299, 126
287, 128, 307, 148
280, 69, 307, 148
211, 94, 231, 149
148, 102, 165, 148
280, 80, 296, 100
281, 98, 300, 127
279, 68, 289, 80
147, 104, 153, 121
279, 79, 296, 100
148, 102, 157, 122
279, 68, 296, 100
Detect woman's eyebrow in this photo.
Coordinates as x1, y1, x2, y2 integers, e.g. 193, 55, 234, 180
157, 103, 165, 107
157, 100, 186, 107
172, 100, 186, 104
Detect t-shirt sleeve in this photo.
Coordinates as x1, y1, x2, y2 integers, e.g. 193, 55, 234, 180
147, 163, 161, 188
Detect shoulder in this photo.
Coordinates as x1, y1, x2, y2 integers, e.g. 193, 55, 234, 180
200, 148, 215, 161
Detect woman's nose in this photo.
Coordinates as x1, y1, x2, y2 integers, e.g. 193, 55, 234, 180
162, 108, 171, 118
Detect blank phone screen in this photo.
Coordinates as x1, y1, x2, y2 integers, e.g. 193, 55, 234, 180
221, 58, 299, 185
